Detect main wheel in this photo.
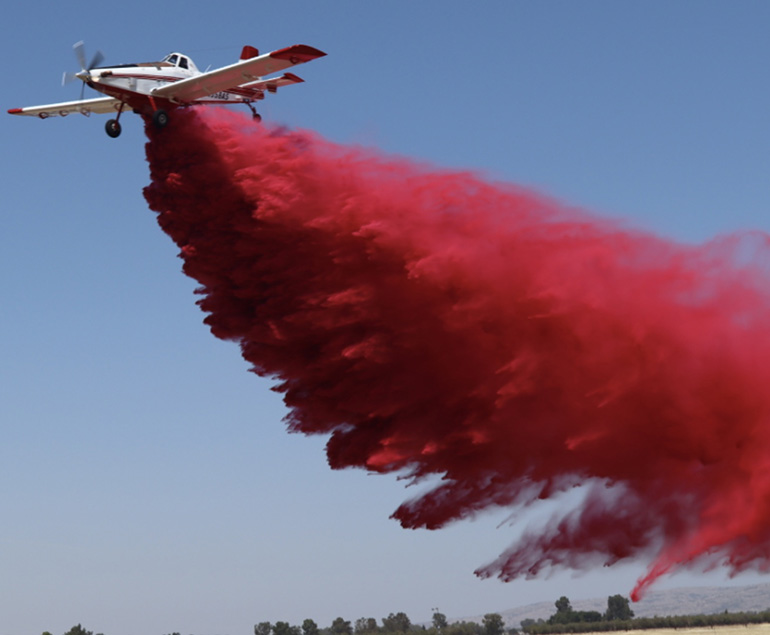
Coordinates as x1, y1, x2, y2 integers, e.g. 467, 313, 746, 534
152, 109, 169, 129
105, 119, 121, 138
252, 113, 262, 123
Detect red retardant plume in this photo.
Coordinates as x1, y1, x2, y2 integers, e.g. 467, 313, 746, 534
143, 109, 770, 600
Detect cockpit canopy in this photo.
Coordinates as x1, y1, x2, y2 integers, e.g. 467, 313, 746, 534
161, 53, 197, 72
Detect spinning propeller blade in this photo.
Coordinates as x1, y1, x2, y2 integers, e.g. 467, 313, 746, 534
64, 41, 105, 99
88, 50, 104, 70
73, 41, 87, 73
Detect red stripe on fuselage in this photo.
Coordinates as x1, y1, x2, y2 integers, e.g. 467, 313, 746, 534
107, 73, 183, 83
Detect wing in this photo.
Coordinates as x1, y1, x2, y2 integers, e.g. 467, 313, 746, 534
8, 96, 124, 118
152, 44, 325, 103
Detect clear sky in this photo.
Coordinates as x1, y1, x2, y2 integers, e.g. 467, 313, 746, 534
2, 2, 770, 635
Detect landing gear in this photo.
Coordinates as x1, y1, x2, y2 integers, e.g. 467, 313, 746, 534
246, 102, 262, 123
104, 102, 126, 138
152, 108, 169, 129
105, 119, 121, 138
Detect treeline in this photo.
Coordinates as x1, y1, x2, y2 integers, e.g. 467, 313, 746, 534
524, 611, 770, 634
522, 594, 770, 634
521, 594, 633, 633
254, 611, 510, 635
42, 625, 104, 635
42, 598, 770, 635
42, 611, 505, 635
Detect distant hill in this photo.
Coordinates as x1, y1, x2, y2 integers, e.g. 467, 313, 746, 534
457, 583, 770, 629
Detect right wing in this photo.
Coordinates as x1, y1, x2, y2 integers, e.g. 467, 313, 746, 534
8, 96, 124, 118
152, 44, 325, 103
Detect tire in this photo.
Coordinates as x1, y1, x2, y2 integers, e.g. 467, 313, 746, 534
152, 109, 169, 129
105, 119, 121, 138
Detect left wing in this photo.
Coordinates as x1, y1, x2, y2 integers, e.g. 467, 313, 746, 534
8, 96, 124, 118
152, 44, 325, 103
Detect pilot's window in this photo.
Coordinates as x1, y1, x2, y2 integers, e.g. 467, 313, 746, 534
168, 54, 178, 65
179, 57, 189, 69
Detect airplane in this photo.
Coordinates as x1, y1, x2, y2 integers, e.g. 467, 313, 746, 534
7, 41, 326, 138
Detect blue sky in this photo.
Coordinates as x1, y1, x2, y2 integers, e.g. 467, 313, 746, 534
2, 2, 770, 635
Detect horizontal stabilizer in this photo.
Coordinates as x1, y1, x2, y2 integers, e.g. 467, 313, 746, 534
241, 72, 304, 93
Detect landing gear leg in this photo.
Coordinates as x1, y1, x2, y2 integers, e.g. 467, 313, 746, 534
246, 102, 262, 123
105, 102, 126, 138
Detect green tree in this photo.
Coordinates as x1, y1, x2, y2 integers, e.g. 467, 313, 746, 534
482, 613, 505, 635
256, 622, 273, 635
303, 619, 320, 635
548, 597, 572, 625
382, 613, 411, 633
355, 618, 379, 634
577, 611, 602, 623
331, 618, 353, 635
444, 622, 482, 635
64, 625, 93, 635
605, 595, 634, 621
274, 622, 300, 635
432, 611, 448, 631
554, 598, 571, 615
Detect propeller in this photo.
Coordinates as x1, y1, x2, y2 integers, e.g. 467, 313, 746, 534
62, 41, 104, 99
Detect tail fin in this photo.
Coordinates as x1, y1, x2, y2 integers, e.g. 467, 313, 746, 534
240, 45, 260, 60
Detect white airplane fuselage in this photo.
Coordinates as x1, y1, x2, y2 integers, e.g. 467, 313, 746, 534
83, 53, 258, 109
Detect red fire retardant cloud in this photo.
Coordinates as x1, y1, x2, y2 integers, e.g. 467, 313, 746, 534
143, 108, 770, 600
